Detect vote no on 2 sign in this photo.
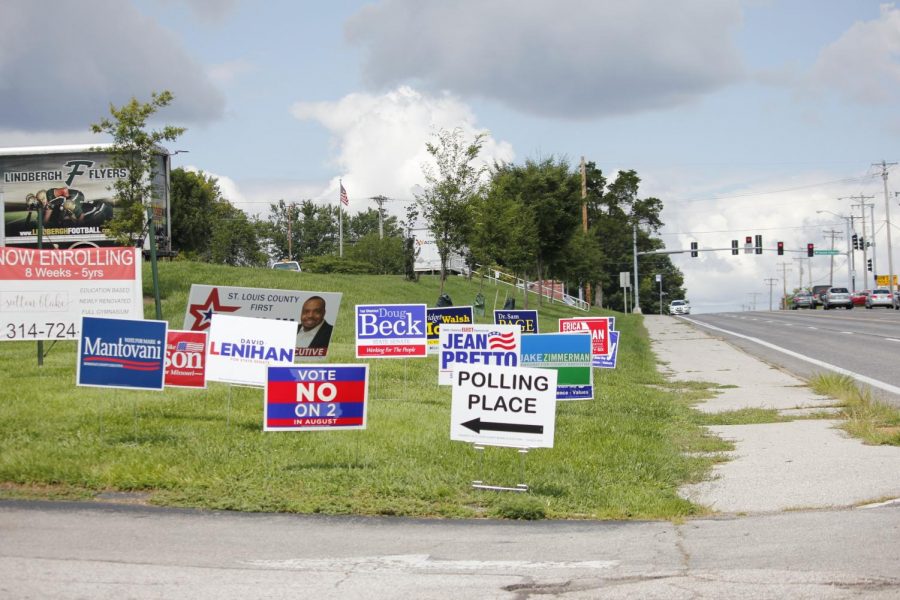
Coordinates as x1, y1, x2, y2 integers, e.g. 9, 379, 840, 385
450, 364, 557, 448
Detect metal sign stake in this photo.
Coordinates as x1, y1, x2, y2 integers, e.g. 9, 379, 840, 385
470, 445, 529, 493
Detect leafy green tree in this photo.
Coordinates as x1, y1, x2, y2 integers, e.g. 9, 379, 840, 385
91, 91, 185, 244
416, 128, 486, 293
347, 207, 402, 241
170, 168, 222, 258
346, 233, 405, 274
263, 199, 339, 261
207, 203, 266, 267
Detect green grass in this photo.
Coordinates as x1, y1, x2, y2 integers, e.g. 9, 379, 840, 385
0, 261, 723, 519
809, 373, 900, 446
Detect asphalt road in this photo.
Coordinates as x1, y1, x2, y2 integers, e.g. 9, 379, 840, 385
683, 308, 900, 407
2, 499, 899, 599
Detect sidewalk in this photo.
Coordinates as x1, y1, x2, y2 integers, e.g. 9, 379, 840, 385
643, 315, 900, 514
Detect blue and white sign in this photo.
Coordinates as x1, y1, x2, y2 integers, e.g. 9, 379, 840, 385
206, 314, 297, 387
595, 331, 620, 369
438, 323, 521, 385
355, 303, 427, 358
77, 316, 168, 390
493, 309, 539, 334
521, 333, 593, 400
426, 306, 474, 354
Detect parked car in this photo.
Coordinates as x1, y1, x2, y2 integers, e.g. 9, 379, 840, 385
894, 290, 900, 310
669, 299, 691, 315
790, 292, 814, 309
865, 288, 893, 309
822, 287, 853, 310
851, 290, 870, 307
811, 284, 832, 308
272, 260, 301, 272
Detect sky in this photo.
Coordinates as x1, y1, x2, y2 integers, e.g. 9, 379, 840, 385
3, 0, 900, 313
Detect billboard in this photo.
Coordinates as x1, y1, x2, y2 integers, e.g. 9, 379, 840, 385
0, 145, 169, 249
77, 316, 168, 391
184, 284, 342, 359
0, 246, 143, 341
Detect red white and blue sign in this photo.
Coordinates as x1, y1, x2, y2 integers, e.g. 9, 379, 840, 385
265, 365, 369, 431
493, 309, 539, 334
164, 330, 207, 389
595, 330, 620, 369
355, 303, 427, 358
426, 306, 474, 354
438, 323, 521, 385
77, 316, 168, 391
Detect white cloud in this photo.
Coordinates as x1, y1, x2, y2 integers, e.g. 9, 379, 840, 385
0, 0, 225, 133
291, 86, 515, 216
209, 59, 255, 86
808, 4, 900, 105
345, 0, 744, 119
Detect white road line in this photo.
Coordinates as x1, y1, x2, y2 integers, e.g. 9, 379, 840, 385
888, 338, 900, 343
681, 317, 900, 397
808, 326, 818, 330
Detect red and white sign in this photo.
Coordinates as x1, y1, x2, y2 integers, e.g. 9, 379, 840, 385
559, 317, 611, 358
0, 246, 142, 341
164, 330, 208, 388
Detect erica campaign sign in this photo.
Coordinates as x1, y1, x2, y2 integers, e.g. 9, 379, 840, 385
77, 316, 167, 391
559, 317, 612, 363
164, 330, 207, 388
206, 314, 296, 387
355, 304, 427, 358
438, 323, 521, 385
265, 365, 369, 431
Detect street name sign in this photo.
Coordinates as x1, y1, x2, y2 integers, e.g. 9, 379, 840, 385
814, 250, 840, 255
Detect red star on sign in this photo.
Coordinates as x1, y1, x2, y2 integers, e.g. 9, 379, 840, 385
186, 288, 240, 331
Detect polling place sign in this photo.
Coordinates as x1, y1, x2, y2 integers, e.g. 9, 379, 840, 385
265, 364, 369, 431
206, 314, 296, 387
521, 332, 593, 400
355, 303, 427, 358
493, 309, 539, 334
77, 316, 167, 391
438, 323, 521, 385
426, 306, 473, 354
1, 246, 142, 341
559, 317, 612, 365
164, 330, 207, 389
451, 365, 557, 448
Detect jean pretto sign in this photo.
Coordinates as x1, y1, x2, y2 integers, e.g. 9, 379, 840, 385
183, 284, 342, 359
77, 316, 168, 391
426, 306, 474, 354
438, 323, 521, 385
164, 330, 208, 389
0, 246, 142, 341
520, 332, 593, 400
493, 309, 539, 334
265, 365, 369, 431
206, 314, 297, 387
355, 303, 427, 358
450, 364, 558, 448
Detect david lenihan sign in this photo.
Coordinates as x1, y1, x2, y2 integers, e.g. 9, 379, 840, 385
265, 365, 369, 431
77, 316, 167, 391
520, 332, 593, 400
206, 314, 296, 387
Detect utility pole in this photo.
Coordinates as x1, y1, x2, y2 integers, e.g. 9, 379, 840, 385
580, 157, 592, 306
286, 204, 294, 259
792, 257, 805, 291
874, 161, 897, 297
370, 195, 389, 239
747, 292, 762, 312
764, 278, 778, 311
845, 194, 875, 288
870, 202, 878, 285
777, 261, 792, 309
822, 228, 842, 286
632, 222, 640, 313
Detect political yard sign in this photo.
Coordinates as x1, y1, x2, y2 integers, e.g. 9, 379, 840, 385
595, 330, 620, 369
77, 316, 167, 391
521, 333, 593, 400
451, 365, 557, 448
265, 365, 369, 431
206, 314, 296, 387
559, 317, 612, 364
493, 309, 539, 334
438, 323, 521, 385
164, 330, 207, 388
426, 306, 474, 354
355, 304, 427, 358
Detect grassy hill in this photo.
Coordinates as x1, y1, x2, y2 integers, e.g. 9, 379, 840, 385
0, 261, 725, 519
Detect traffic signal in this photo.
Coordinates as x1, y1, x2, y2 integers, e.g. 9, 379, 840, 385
690, 241, 698, 257
868, 259, 873, 272
852, 234, 859, 249
755, 234, 763, 255
777, 241, 784, 256
807, 243, 814, 257
731, 240, 739, 255
859, 237, 865, 249
745, 236, 753, 255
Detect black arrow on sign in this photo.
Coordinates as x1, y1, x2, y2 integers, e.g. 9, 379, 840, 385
461, 418, 543, 435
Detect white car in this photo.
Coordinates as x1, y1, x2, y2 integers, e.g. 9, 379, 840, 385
669, 299, 691, 315
272, 260, 301, 272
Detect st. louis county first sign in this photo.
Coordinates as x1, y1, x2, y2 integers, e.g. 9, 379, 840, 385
265, 365, 369, 431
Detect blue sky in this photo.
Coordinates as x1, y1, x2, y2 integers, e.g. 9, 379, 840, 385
3, 0, 900, 312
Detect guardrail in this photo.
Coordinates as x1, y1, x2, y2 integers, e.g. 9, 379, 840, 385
472, 265, 590, 311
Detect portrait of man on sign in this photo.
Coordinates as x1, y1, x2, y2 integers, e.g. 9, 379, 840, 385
296, 295, 334, 351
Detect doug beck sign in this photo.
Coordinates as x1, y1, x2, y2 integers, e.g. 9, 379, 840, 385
438, 323, 521, 385
77, 316, 167, 391
355, 303, 427, 358
265, 365, 369, 431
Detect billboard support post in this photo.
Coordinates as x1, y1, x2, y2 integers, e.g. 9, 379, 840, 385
36, 205, 44, 366
146, 207, 162, 320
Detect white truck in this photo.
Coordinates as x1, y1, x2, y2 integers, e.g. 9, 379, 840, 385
0, 144, 171, 251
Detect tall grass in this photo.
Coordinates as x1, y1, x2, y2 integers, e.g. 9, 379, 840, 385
0, 261, 723, 519
809, 373, 900, 446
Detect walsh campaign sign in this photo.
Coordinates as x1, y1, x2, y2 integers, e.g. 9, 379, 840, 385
521, 333, 593, 400
164, 330, 207, 388
355, 304, 427, 358
206, 314, 296, 387
493, 309, 539, 334
77, 316, 167, 391
265, 365, 369, 431
438, 323, 521, 385
426, 306, 473, 354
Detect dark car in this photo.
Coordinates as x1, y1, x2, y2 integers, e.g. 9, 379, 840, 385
791, 292, 814, 309
822, 287, 853, 310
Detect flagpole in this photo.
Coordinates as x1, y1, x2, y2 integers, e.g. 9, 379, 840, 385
339, 179, 344, 257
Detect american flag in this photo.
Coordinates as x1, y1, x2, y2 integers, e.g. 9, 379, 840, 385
176, 341, 205, 353
340, 182, 349, 207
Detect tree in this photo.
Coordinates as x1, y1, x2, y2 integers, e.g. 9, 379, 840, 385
207, 204, 266, 267
346, 233, 405, 274
347, 207, 402, 242
416, 128, 487, 293
170, 168, 222, 258
262, 199, 338, 261
91, 91, 185, 244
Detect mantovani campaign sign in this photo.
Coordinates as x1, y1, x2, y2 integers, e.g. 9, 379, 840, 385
265, 365, 369, 431
77, 316, 167, 390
